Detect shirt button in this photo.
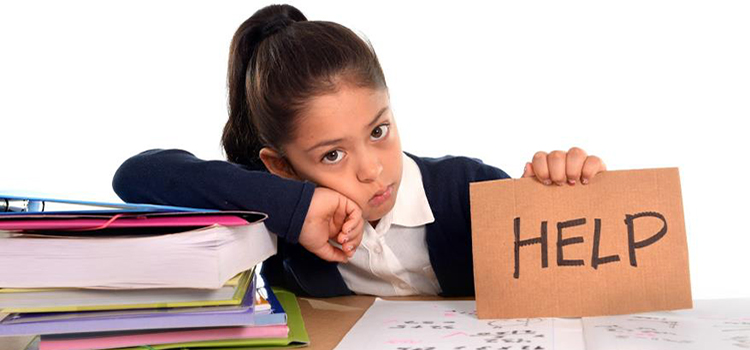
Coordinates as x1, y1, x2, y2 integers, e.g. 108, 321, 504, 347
374, 246, 383, 254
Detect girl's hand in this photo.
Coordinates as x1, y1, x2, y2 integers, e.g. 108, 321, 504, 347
299, 187, 364, 263
522, 147, 606, 186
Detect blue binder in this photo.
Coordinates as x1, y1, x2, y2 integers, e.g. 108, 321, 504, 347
0, 191, 211, 215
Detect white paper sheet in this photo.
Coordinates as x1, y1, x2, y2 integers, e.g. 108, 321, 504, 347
335, 299, 750, 350
334, 299, 584, 350
582, 299, 750, 349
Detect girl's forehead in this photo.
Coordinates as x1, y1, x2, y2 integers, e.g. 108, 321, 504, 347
297, 85, 390, 135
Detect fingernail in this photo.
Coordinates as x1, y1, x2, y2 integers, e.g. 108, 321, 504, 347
582, 178, 589, 185
543, 180, 552, 185
342, 235, 348, 243
568, 179, 576, 185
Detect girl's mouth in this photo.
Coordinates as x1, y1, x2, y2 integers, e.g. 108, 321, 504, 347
369, 184, 393, 207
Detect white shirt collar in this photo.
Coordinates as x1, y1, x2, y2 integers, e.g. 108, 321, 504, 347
389, 152, 435, 227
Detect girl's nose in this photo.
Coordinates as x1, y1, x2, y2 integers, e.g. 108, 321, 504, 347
356, 153, 383, 183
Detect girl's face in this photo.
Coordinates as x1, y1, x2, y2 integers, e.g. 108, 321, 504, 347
264, 84, 403, 224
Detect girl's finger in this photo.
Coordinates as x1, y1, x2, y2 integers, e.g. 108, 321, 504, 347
565, 147, 587, 185
342, 203, 362, 237
332, 195, 346, 233
343, 240, 357, 257
337, 231, 348, 244
342, 217, 364, 257
351, 219, 364, 246
531, 151, 551, 185
318, 242, 349, 263
340, 201, 363, 252
546, 150, 567, 186
522, 162, 535, 178
581, 155, 605, 184
330, 236, 351, 257
328, 216, 339, 239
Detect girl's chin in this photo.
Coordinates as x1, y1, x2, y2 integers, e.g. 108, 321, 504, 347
364, 201, 396, 223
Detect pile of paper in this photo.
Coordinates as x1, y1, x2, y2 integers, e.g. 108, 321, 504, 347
0, 193, 310, 350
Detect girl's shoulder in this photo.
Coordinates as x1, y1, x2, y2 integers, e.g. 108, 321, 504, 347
404, 152, 511, 185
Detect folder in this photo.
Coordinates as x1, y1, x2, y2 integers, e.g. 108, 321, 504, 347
0, 191, 210, 215
0, 211, 266, 233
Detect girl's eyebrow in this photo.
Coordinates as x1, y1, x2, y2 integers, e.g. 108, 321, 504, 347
305, 106, 389, 153
365, 106, 389, 129
306, 137, 345, 153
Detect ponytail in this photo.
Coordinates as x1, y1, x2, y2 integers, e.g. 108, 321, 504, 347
222, 5, 305, 168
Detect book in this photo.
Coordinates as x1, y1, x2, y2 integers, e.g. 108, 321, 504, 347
117, 288, 306, 350
0, 276, 248, 323
0, 269, 254, 314
0, 278, 289, 336
0, 220, 275, 290
37, 324, 290, 350
23, 288, 308, 350
33, 287, 292, 350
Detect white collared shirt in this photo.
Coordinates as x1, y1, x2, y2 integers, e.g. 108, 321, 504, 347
337, 153, 441, 296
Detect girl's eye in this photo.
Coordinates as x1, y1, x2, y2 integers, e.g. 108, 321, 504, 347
322, 150, 344, 164
370, 124, 390, 141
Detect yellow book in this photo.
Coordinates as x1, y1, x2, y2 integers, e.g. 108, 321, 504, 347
0, 269, 253, 313
0, 273, 244, 294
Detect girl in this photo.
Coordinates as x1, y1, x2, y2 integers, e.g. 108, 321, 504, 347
113, 4, 606, 297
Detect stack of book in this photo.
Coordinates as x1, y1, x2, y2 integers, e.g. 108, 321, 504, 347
0, 193, 310, 350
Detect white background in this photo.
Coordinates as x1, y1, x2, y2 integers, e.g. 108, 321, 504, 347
1, 1, 748, 300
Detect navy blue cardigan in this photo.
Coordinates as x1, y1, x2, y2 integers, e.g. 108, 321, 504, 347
112, 149, 510, 297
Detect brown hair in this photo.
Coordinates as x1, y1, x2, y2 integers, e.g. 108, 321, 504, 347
222, 4, 387, 169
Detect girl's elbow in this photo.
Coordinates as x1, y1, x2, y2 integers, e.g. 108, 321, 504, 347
111, 150, 163, 202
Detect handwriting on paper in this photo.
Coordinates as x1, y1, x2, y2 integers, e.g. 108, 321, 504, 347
583, 314, 750, 350
334, 299, 555, 350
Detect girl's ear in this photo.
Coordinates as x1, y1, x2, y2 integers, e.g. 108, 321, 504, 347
259, 147, 300, 180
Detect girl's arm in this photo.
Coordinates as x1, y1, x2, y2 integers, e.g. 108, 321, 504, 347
112, 148, 314, 244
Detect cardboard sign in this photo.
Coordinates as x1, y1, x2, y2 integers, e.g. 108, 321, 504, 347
470, 168, 692, 319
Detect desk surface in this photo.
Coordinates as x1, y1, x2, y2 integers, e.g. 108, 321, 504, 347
0, 295, 409, 350
298, 295, 456, 349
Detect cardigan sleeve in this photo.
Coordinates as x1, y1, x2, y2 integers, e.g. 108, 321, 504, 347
111, 149, 315, 244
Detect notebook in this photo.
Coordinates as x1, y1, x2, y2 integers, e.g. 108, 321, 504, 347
0, 269, 254, 314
